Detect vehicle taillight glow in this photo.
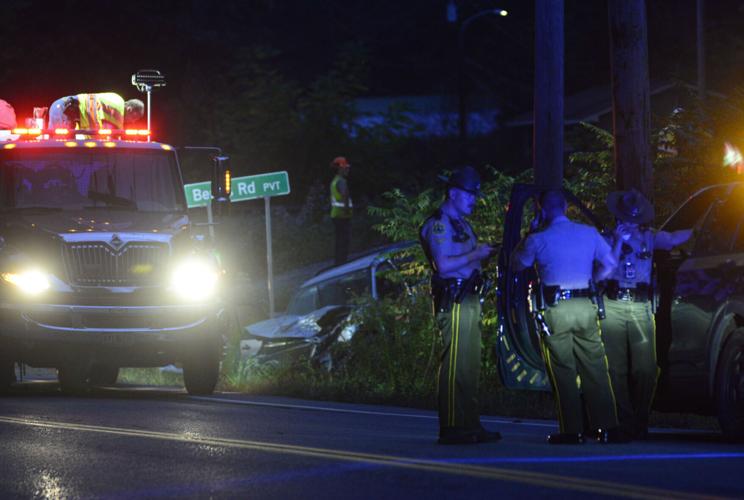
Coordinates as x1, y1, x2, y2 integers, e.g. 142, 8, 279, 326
125, 129, 150, 136
3, 144, 16, 149
12, 128, 42, 136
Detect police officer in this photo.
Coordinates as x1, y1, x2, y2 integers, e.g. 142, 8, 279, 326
330, 156, 352, 266
419, 165, 501, 445
511, 189, 625, 444
602, 189, 692, 439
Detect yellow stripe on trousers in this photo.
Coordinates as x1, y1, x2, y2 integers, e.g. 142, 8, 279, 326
448, 303, 461, 427
541, 339, 565, 433
648, 315, 660, 414
598, 318, 619, 422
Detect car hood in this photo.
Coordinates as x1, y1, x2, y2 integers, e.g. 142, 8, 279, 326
244, 305, 348, 340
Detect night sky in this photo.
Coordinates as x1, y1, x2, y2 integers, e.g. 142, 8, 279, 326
2, 0, 744, 193
3, 1, 741, 111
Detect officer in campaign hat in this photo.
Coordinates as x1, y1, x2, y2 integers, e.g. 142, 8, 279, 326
602, 188, 692, 439
419, 165, 501, 445
511, 189, 626, 444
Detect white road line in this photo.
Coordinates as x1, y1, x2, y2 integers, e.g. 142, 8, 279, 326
189, 395, 714, 435
0, 415, 721, 500
190, 395, 557, 428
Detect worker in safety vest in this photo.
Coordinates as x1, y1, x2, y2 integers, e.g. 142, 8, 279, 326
48, 92, 144, 130
329, 156, 353, 265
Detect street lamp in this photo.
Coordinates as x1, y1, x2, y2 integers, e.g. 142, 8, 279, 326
448, 3, 507, 148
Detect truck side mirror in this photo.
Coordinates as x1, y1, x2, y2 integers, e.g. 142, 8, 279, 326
211, 156, 231, 203
211, 155, 231, 217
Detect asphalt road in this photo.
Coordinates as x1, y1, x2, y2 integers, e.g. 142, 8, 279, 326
1, 382, 743, 499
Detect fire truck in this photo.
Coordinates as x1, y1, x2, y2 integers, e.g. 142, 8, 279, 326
0, 72, 231, 395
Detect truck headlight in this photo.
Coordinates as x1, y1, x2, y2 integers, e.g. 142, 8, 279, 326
1, 269, 51, 295
170, 258, 219, 301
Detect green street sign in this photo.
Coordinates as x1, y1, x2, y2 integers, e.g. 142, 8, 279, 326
184, 181, 212, 208
231, 171, 290, 202
184, 171, 290, 208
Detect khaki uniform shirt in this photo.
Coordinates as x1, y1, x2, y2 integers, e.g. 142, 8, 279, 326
420, 209, 480, 279
513, 215, 612, 289
605, 229, 654, 288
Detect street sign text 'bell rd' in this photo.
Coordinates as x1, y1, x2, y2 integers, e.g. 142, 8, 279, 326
184, 171, 290, 208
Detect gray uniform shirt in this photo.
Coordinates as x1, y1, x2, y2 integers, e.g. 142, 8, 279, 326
512, 215, 612, 289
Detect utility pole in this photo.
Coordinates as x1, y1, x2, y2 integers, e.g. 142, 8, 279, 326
697, 0, 706, 100
533, 0, 564, 189
608, 0, 652, 200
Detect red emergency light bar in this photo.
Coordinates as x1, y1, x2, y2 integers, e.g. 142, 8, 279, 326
8, 128, 152, 140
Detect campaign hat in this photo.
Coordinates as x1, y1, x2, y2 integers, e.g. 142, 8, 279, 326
439, 165, 481, 196
607, 188, 654, 224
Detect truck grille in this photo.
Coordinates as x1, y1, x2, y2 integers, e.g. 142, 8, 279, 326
62, 242, 169, 286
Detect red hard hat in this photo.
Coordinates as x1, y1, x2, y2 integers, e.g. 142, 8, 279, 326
331, 156, 351, 168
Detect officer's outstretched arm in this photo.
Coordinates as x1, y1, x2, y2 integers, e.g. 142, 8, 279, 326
655, 229, 693, 250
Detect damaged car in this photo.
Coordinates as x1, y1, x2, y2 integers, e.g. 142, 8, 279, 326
240, 241, 414, 370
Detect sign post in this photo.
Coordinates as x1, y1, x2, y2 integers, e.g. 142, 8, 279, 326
185, 171, 290, 318
183, 181, 215, 239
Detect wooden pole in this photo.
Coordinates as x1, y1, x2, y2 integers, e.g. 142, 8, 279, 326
608, 0, 653, 200
533, 0, 564, 190
697, 0, 706, 100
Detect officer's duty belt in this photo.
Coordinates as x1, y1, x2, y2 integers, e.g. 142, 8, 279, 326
430, 273, 481, 312
543, 285, 591, 305
605, 281, 650, 302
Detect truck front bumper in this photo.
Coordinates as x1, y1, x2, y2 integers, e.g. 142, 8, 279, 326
0, 302, 226, 367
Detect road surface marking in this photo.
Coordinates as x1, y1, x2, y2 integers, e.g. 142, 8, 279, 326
190, 395, 556, 428
0, 415, 722, 500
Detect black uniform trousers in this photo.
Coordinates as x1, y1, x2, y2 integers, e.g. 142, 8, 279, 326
333, 217, 351, 265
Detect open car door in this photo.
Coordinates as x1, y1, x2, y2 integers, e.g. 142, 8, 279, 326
496, 183, 605, 390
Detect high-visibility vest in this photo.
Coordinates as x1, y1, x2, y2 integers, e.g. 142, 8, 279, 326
76, 92, 125, 129
330, 175, 353, 219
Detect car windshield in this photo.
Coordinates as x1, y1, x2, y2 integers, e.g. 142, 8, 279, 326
287, 269, 371, 315
0, 148, 185, 212
662, 184, 733, 232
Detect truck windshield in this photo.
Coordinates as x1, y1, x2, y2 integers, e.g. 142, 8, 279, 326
0, 148, 185, 212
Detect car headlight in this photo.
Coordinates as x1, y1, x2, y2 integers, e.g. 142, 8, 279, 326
170, 258, 219, 301
1, 269, 51, 295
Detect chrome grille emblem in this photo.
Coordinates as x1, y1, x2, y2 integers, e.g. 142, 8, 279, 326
110, 234, 124, 251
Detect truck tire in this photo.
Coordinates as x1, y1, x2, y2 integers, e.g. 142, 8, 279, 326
182, 339, 221, 395
715, 328, 744, 441
58, 365, 90, 395
89, 364, 119, 386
